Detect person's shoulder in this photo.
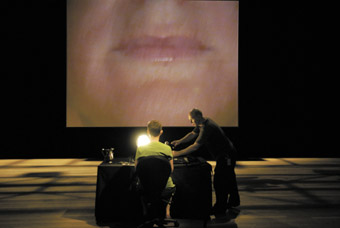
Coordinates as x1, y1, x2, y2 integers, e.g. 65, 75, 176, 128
206, 117, 219, 126
158, 142, 171, 150
157, 142, 172, 153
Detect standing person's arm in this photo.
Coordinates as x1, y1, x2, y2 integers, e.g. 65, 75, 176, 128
171, 131, 198, 147
173, 142, 201, 157
173, 124, 207, 157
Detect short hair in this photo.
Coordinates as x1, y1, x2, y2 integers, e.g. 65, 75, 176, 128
147, 120, 162, 137
189, 108, 203, 119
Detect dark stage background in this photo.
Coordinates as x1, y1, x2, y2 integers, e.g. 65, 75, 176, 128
3, 0, 324, 159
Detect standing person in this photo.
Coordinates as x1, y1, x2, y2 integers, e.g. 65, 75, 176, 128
171, 108, 240, 218
135, 120, 176, 219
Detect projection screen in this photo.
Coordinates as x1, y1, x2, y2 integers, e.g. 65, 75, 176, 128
67, 0, 238, 127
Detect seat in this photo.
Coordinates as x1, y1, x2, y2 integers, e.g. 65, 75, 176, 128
136, 155, 179, 228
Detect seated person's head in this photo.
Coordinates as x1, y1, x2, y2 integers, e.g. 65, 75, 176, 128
147, 120, 163, 138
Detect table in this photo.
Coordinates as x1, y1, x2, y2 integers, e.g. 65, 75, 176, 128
95, 157, 212, 224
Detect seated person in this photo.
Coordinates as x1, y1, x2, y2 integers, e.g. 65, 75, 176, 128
135, 120, 176, 219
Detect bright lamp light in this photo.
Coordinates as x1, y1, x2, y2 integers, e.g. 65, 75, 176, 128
137, 134, 150, 147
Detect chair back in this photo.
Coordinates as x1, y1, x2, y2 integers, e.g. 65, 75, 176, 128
136, 155, 171, 200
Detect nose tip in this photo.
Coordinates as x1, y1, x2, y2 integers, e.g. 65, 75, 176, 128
141, 0, 188, 25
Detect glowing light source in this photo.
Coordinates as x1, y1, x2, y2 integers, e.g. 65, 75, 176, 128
137, 134, 150, 147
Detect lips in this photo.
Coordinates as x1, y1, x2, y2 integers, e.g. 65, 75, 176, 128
114, 36, 211, 62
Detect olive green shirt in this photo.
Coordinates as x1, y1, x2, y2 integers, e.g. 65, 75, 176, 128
135, 141, 175, 188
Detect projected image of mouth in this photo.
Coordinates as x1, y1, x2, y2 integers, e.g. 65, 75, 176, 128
114, 36, 211, 62
67, 0, 238, 127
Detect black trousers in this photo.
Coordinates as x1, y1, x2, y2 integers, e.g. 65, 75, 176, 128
212, 158, 240, 214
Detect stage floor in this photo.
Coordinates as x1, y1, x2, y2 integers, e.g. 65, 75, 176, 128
0, 158, 339, 228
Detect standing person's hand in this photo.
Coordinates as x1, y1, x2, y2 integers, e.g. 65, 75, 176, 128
171, 140, 181, 148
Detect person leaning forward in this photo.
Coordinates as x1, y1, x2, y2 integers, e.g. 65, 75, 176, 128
171, 108, 240, 218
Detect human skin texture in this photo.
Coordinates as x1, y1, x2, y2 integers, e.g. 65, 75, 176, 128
67, 0, 238, 127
